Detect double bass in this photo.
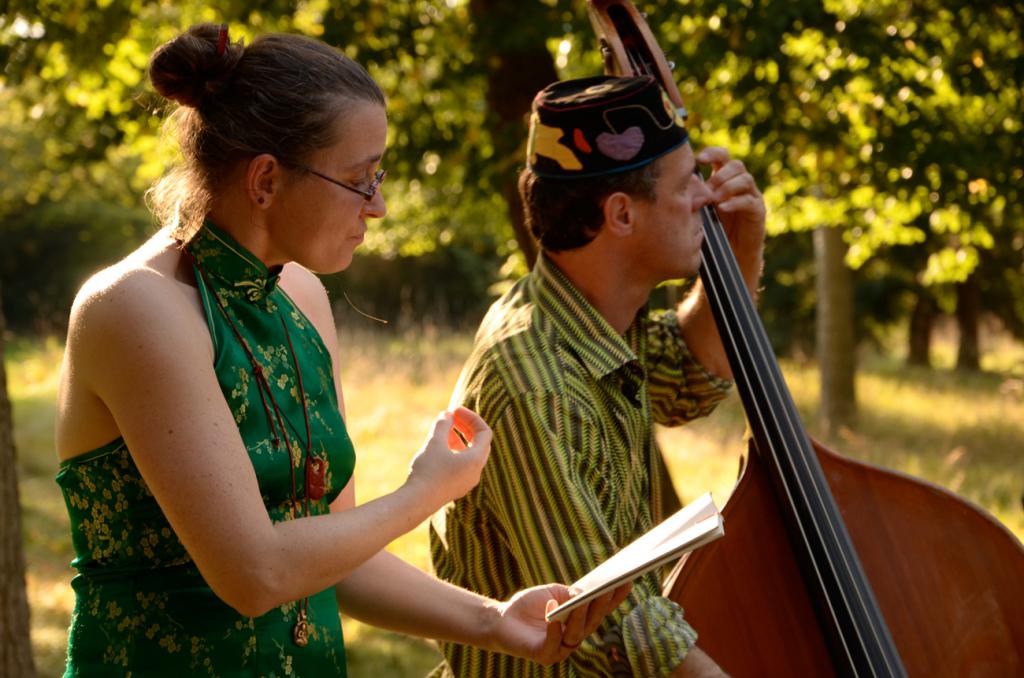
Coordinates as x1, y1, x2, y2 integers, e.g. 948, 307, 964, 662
586, 2, 1024, 675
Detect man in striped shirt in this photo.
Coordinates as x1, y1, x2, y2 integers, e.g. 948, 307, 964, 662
431, 75, 766, 677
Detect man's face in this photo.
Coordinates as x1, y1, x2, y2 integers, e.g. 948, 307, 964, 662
631, 143, 712, 283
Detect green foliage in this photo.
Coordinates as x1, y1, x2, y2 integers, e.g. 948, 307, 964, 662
0, 0, 1022, 338
0, 1, 541, 331
632, 0, 1023, 339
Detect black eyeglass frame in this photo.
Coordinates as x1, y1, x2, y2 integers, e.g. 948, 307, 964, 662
291, 164, 386, 201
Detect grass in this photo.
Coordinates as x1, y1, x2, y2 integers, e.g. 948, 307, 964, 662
9, 327, 1023, 677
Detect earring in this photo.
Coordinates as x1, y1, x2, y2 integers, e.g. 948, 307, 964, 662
257, 197, 265, 205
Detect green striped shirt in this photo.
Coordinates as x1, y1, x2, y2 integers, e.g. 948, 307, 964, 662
430, 254, 731, 677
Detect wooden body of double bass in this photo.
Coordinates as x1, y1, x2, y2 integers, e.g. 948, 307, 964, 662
667, 439, 1024, 677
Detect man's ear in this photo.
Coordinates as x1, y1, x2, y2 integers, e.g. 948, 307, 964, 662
602, 191, 637, 238
246, 153, 284, 208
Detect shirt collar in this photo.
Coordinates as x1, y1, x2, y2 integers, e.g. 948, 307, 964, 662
531, 253, 641, 380
186, 221, 282, 303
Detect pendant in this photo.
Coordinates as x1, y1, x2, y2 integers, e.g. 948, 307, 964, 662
305, 455, 328, 501
293, 607, 310, 647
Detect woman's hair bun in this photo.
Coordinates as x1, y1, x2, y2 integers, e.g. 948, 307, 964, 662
149, 23, 244, 108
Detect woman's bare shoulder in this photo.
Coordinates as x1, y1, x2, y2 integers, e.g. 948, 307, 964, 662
279, 264, 336, 350
58, 230, 215, 456
68, 230, 207, 353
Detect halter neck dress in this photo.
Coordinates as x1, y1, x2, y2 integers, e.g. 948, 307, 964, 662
57, 222, 356, 677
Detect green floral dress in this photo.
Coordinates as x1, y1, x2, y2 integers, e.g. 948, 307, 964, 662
57, 222, 356, 677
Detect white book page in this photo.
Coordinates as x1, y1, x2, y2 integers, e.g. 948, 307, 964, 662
572, 493, 718, 592
545, 493, 723, 623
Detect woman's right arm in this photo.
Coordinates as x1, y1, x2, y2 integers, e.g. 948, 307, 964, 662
71, 270, 490, 617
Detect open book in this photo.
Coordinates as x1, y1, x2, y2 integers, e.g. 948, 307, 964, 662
545, 492, 724, 623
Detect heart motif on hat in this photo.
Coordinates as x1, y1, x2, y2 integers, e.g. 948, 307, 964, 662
596, 126, 644, 161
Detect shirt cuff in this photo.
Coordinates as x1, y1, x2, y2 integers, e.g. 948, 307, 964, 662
647, 311, 732, 424
618, 596, 697, 678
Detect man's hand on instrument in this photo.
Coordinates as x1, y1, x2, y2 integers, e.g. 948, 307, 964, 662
696, 146, 766, 261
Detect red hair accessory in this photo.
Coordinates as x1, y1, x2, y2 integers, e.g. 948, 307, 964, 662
216, 23, 228, 56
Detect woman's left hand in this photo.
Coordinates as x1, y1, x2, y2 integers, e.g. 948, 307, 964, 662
490, 582, 632, 665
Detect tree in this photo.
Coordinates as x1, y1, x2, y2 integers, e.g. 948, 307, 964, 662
0, 287, 35, 678
2, 0, 1021, 345
466, 0, 561, 268
955, 272, 981, 370
907, 290, 936, 366
633, 0, 1021, 415
815, 225, 856, 433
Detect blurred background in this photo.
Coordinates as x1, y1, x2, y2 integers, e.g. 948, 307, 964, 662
1, 1, 1021, 675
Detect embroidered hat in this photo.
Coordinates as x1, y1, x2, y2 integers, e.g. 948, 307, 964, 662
526, 75, 688, 179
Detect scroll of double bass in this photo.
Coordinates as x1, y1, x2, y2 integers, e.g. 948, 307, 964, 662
586, 2, 1024, 676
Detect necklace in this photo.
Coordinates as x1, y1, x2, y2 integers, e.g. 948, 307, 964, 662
188, 253, 327, 647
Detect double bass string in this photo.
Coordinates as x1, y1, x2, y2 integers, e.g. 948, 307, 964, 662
695, 205, 863, 661
693, 204, 858, 645
695, 200, 903, 677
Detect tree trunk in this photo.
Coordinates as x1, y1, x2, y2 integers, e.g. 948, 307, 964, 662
814, 226, 856, 436
907, 291, 934, 367
956, 272, 981, 371
469, 0, 556, 269
0, 287, 36, 677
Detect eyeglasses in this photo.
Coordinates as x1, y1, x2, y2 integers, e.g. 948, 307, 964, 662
293, 164, 386, 201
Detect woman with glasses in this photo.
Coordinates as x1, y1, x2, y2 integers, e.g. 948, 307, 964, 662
54, 24, 627, 677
